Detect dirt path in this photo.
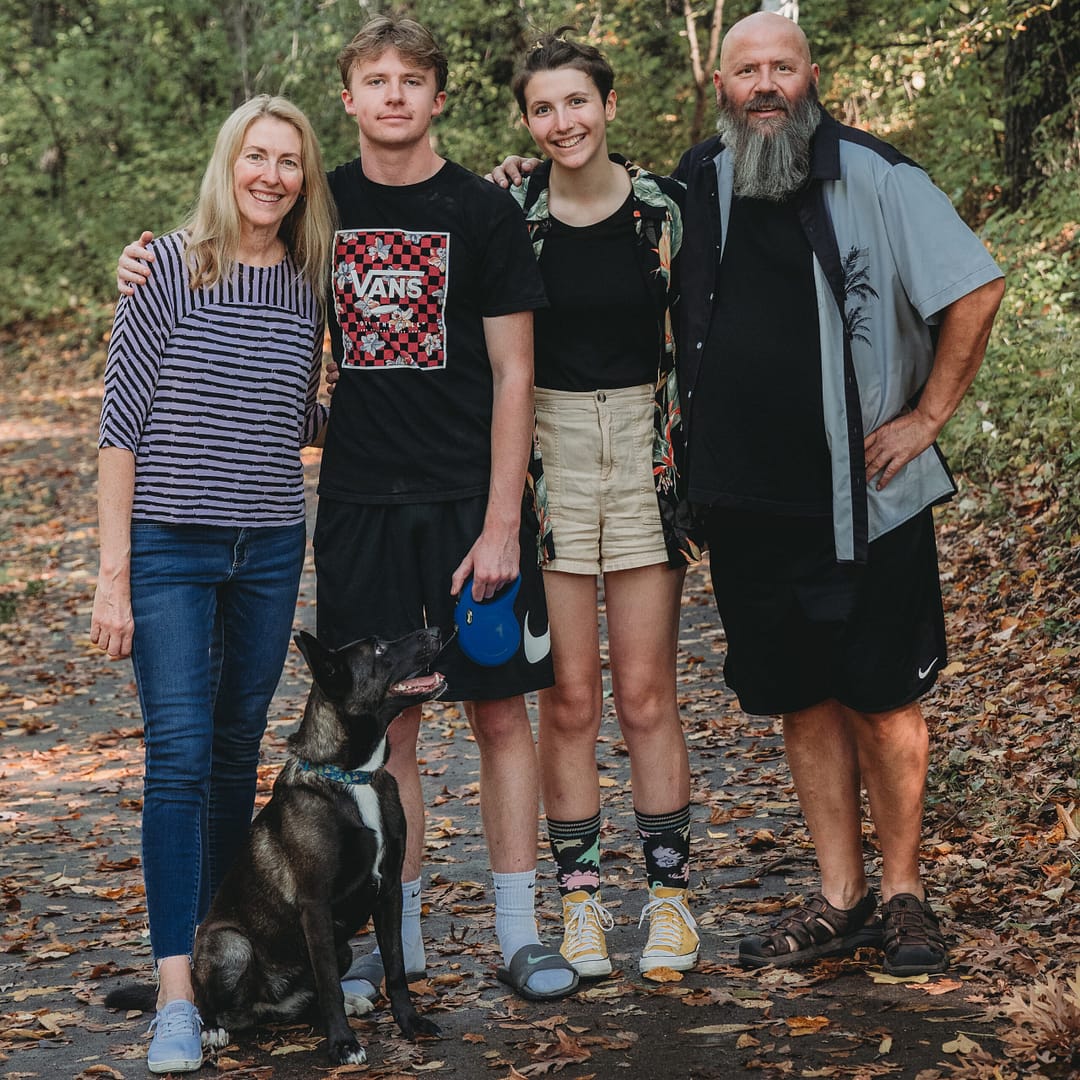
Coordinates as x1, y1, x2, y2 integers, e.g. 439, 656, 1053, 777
1, 367, 1074, 1079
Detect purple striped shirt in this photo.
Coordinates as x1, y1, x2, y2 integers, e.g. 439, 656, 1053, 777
100, 231, 327, 527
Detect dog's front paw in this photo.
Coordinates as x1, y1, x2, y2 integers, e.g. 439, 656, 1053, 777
400, 1014, 441, 1040
342, 990, 375, 1018
202, 1026, 230, 1051
330, 1036, 367, 1065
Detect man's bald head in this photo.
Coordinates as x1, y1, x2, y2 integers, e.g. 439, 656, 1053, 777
719, 11, 813, 73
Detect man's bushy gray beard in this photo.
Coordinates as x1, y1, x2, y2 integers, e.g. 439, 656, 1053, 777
717, 84, 822, 202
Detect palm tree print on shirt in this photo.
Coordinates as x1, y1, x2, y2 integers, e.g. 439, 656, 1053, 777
842, 245, 879, 346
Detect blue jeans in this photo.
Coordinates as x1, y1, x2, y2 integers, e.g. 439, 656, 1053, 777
129, 521, 305, 961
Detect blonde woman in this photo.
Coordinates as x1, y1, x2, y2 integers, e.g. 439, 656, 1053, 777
90, 95, 334, 1074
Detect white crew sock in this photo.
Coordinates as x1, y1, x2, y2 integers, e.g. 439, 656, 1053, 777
493, 869, 575, 996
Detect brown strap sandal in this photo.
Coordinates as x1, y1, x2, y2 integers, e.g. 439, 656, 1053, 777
738, 891, 882, 969
881, 893, 948, 976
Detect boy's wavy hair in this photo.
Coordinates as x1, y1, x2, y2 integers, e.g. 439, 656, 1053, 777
338, 14, 449, 92
511, 26, 615, 112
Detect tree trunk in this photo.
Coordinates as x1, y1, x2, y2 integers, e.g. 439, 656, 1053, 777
30, 0, 58, 49
1004, 0, 1080, 208
684, 0, 725, 146
225, 0, 254, 107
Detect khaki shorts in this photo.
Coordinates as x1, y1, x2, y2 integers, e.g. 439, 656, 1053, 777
535, 384, 666, 575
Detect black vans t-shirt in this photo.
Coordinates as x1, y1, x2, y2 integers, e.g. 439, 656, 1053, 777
688, 194, 832, 515
534, 194, 658, 391
319, 159, 548, 503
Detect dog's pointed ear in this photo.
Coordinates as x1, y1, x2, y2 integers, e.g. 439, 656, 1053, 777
294, 631, 350, 699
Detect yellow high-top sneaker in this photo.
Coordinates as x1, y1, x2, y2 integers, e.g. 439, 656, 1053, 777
638, 886, 699, 972
560, 890, 615, 978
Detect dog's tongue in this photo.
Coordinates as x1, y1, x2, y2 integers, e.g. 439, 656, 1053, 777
391, 673, 443, 695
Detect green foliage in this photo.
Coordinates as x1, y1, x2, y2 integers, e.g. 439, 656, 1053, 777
808, 1, 1012, 221
940, 170, 1080, 541
1, 0, 1077, 332
0, 0, 724, 324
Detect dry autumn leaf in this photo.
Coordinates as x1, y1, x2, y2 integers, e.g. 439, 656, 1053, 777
918, 978, 964, 995
942, 1033, 982, 1054
642, 966, 684, 983
785, 1015, 830, 1036
681, 1023, 760, 1036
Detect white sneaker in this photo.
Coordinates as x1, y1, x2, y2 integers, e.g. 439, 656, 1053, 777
560, 890, 615, 978
638, 886, 699, 972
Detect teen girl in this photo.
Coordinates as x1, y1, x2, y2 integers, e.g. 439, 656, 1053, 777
509, 31, 699, 977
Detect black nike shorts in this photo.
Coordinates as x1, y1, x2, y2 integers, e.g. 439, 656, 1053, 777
703, 507, 947, 716
313, 493, 555, 702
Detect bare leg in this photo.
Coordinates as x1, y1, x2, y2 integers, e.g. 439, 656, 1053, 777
535, 572, 603, 823
782, 699, 867, 910
605, 564, 688, 816
467, 695, 539, 872
847, 700, 929, 902
385, 706, 423, 881
469, 695, 576, 996
156, 955, 195, 1008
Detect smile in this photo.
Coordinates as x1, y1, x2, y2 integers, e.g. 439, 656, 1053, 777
552, 134, 586, 149
249, 191, 284, 203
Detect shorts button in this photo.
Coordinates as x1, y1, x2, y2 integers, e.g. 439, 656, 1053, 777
597, 391, 607, 403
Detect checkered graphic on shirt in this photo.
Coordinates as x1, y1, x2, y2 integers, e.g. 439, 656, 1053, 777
334, 229, 449, 370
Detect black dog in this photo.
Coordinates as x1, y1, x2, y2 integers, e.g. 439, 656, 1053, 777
108, 628, 444, 1065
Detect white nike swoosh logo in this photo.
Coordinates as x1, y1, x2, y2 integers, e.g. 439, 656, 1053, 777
917, 658, 939, 680
523, 610, 551, 664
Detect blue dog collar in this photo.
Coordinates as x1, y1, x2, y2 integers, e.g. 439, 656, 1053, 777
297, 760, 374, 785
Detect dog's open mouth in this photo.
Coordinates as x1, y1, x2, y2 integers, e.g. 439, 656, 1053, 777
390, 672, 446, 697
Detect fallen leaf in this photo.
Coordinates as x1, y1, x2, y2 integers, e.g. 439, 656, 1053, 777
269, 1043, 314, 1056
785, 1015, 829, 1036
942, 1033, 982, 1055
642, 966, 683, 983
918, 978, 964, 995
870, 971, 929, 985
681, 1023, 759, 1035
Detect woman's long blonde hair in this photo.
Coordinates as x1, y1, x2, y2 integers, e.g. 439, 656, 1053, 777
183, 95, 334, 294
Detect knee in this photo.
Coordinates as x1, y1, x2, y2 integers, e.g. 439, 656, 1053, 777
212, 723, 265, 767
468, 699, 531, 750
611, 679, 675, 735
856, 704, 929, 753
540, 680, 602, 735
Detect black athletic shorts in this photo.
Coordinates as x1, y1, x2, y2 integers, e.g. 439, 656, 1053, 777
703, 507, 947, 716
313, 493, 555, 702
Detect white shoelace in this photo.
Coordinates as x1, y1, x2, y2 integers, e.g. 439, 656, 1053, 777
566, 895, 615, 955
638, 894, 698, 950
148, 1001, 202, 1038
